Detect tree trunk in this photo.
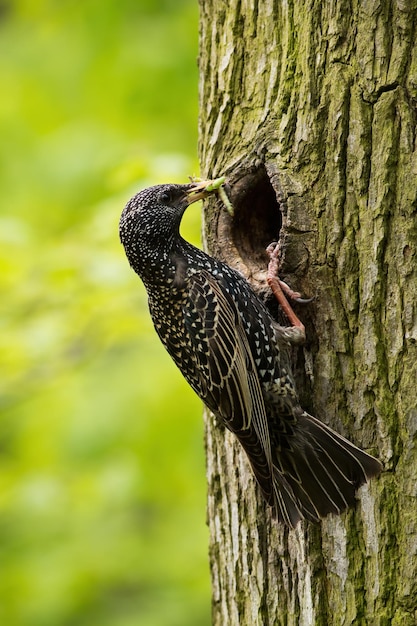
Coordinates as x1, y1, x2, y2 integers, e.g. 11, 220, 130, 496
198, 1, 417, 624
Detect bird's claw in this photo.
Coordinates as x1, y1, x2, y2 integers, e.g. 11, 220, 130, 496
266, 242, 312, 303
294, 296, 315, 305
266, 242, 279, 257
266, 241, 313, 338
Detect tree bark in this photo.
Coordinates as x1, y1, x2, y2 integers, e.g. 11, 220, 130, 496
198, 1, 417, 624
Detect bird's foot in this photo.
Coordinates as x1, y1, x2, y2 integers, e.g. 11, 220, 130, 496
266, 243, 314, 304
266, 242, 308, 339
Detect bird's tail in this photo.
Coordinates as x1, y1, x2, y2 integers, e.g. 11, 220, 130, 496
269, 412, 382, 528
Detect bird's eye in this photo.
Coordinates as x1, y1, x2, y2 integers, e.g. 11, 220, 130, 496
158, 191, 171, 204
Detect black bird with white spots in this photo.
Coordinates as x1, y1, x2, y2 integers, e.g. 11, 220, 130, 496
119, 181, 382, 527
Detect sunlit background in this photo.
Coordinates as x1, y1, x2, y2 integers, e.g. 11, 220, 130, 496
0, 1, 211, 624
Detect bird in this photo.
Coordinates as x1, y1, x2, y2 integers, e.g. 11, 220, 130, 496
119, 180, 382, 527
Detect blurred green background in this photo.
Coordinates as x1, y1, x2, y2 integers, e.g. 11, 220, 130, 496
0, 1, 211, 625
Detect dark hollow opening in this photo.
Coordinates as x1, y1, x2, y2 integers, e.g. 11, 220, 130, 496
228, 166, 282, 270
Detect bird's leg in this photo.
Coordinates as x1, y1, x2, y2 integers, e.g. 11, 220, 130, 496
266, 242, 307, 343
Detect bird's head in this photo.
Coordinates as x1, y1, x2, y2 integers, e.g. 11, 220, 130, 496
119, 180, 216, 276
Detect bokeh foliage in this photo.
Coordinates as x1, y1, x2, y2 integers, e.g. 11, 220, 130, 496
0, 1, 210, 624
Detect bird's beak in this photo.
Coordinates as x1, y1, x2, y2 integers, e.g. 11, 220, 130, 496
184, 177, 225, 205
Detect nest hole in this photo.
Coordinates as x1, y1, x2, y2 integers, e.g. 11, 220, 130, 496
230, 166, 281, 266
211, 164, 284, 292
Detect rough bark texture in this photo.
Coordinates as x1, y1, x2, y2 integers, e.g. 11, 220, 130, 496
198, 1, 417, 624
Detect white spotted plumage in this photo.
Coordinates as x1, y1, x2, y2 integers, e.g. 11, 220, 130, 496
119, 182, 382, 527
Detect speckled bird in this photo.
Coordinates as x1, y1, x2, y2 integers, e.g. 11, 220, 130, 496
119, 181, 382, 527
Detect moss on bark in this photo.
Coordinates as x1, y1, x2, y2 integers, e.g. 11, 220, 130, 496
199, 0, 417, 623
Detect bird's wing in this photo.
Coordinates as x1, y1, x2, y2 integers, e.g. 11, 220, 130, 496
183, 270, 271, 461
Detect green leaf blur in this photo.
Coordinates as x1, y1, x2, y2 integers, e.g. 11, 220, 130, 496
0, 1, 210, 625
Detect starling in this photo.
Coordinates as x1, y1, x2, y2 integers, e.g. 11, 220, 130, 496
119, 180, 382, 527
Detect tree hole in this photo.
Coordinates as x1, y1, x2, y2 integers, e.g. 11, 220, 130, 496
229, 166, 282, 266
214, 164, 282, 292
